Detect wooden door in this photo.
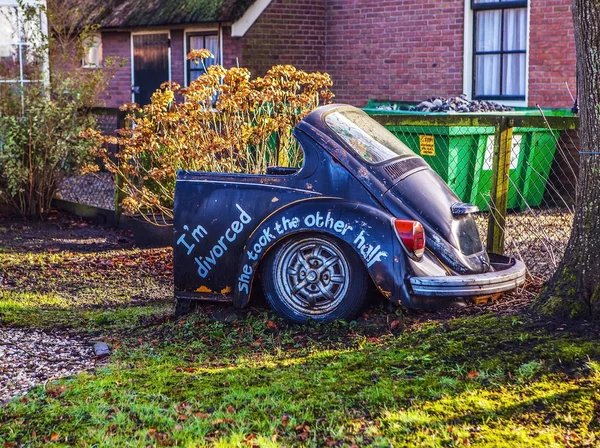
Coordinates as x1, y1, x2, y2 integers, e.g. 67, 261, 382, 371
132, 33, 169, 105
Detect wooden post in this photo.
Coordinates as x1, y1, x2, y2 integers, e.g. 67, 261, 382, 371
486, 117, 513, 254
275, 132, 281, 166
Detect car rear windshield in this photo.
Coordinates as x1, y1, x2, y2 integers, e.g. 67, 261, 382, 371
325, 109, 415, 164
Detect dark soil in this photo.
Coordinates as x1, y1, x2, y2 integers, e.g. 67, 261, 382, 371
0, 210, 134, 254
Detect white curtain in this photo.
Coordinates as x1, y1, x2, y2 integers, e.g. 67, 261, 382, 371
189, 35, 218, 82
503, 8, 527, 96
476, 10, 501, 96
0, 6, 18, 44
204, 35, 218, 64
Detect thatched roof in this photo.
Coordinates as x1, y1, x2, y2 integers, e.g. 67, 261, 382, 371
65, 0, 257, 29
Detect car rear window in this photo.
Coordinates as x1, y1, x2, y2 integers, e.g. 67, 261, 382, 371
325, 109, 415, 164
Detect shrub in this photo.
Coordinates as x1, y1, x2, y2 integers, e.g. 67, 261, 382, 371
0, 86, 97, 218
84, 50, 334, 222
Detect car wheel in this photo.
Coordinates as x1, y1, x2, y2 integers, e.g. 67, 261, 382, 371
262, 234, 368, 323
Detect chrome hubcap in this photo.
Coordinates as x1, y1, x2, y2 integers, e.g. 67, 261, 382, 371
275, 237, 350, 316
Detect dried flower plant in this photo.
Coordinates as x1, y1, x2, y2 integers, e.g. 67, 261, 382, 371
83, 51, 334, 222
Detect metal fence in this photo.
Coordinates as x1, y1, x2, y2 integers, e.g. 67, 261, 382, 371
56, 107, 124, 211
57, 107, 580, 280
370, 112, 579, 280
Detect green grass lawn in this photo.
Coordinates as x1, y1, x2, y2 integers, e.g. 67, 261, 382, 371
1, 216, 599, 447
1, 311, 599, 447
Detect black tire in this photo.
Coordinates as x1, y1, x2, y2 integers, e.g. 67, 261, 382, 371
261, 233, 369, 323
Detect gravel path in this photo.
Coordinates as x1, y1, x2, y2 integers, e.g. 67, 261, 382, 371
0, 328, 98, 403
473, 208, 573, 280
56, 173, 115, 211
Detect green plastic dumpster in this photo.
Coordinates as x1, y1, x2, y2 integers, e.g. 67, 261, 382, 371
470, 129, 559, 211
363, 102, 570, 212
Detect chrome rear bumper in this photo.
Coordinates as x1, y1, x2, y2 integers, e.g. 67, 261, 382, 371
409, 257, 526, 297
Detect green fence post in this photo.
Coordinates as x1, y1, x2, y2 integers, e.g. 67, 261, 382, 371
486, 117, 513, 254
114, 110, 126, 227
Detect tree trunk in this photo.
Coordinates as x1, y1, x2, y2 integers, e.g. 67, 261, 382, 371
534, 0, 600, 320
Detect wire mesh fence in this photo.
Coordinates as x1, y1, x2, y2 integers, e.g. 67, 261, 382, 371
56, 107, 124, 210
371, 112, 579, 280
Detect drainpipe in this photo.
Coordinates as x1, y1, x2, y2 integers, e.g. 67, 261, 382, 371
218, 22, 223, 66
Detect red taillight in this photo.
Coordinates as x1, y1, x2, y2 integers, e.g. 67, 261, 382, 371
394, 219, 426, 259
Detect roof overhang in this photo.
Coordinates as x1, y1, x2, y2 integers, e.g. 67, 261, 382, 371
231, 0, 271, 37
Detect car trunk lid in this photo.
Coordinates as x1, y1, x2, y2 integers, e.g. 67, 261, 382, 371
383, 166, 488, 274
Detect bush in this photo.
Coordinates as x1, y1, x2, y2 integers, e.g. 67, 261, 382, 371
84, 50, 334, 222
0, 86, 97, 218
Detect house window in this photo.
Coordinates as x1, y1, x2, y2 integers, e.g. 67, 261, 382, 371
0, 3, 44, 88
82, 33, 102, 68
472, 0, 527, 100
187, 33, 218, 84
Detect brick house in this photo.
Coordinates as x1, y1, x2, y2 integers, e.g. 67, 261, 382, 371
77, 0, 576, 109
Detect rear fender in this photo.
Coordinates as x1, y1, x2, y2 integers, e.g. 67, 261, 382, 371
233, 197, 410, 308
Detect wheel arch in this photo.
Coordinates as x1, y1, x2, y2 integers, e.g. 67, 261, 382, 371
233, 197, 410, 308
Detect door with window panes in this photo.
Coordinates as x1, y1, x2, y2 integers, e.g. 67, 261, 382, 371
132, 33, 169, 106
187, 33, 218, 84
472, 0, 527, 101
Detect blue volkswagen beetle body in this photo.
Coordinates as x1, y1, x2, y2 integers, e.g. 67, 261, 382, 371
173, 104, 526, 322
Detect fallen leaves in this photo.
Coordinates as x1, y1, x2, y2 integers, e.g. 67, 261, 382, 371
46, 385, 67, 399
244, 432, 259, 447
389, 319, 403, 331
193, 412, 211, 419
295, 423, 311, 441
1, 230, 172, 296
146, 428, 170, 446
212, 418, 234, 426
41, 433, 60, 443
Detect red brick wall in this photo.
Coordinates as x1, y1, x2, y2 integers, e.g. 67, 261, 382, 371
528, 0, 576, 108
97, 0, 576, 110
222, 26, 242, 69
101, 31, 131, 108
239, 0, 327, 77
326, 0, 464, 106
170, 29, 185, 87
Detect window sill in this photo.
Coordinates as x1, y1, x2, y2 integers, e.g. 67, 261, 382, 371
472, 97, 528, 108
489, 99, 528, 108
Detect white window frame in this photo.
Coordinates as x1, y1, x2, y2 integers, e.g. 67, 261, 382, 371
183, 26, 221, 87
0, 0, 48, 88
463, 0, 531, 107
130, 29, 172, 103
82, 32, 102, 68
